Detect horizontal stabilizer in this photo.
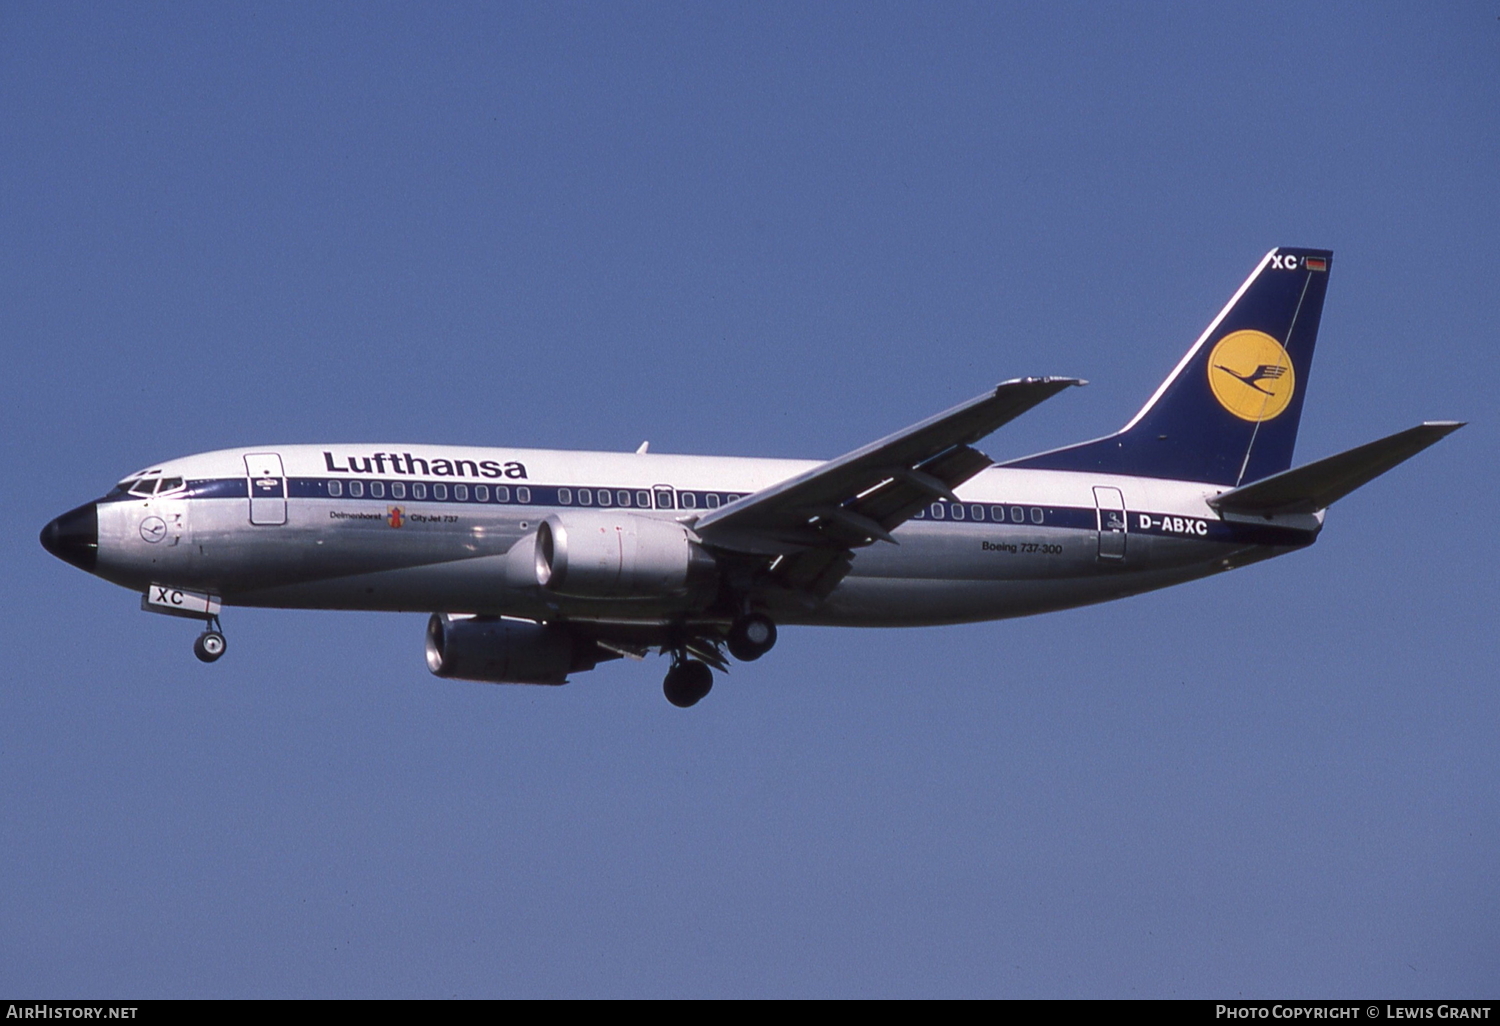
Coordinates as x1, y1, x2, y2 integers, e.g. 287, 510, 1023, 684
1209, 422, 1464, 516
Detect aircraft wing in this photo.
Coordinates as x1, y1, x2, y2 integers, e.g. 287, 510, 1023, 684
693, 377, 1084, 592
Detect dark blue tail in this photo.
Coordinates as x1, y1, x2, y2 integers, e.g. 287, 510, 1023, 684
1006, 247, 1332, 486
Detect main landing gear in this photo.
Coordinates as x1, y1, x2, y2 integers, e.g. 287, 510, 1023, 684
727, 613, 777, 662
193, 617, 227, 663
660, 613, 779, 707
663, 658, 713, 708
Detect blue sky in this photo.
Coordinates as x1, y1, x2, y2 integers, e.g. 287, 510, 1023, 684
2, 2, 1496, 997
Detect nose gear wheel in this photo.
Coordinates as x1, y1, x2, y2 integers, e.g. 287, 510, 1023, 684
193, 615, 227, 663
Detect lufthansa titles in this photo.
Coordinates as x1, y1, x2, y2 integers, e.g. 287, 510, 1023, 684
323, 451, 528, 480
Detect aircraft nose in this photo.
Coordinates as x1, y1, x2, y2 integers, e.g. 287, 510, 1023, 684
40, 502, 99, 573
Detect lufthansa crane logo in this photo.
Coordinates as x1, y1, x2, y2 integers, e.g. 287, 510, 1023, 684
1208, 330, 1296, 422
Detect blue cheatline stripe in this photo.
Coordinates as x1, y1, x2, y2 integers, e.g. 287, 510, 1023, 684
112, 476, 1314, 548
284, 477, 752, 512
192, 479, 249, 498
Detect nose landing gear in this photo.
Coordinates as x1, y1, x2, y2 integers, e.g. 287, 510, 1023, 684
193, 617, 227, 663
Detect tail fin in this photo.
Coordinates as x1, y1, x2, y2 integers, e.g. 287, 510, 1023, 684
1007, 247, 1333, 486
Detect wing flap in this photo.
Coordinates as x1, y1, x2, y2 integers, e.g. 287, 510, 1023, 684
1209, 422, 1463, 516
773, 548, 856, 598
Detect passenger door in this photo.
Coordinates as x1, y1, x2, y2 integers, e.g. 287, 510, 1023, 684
245, 453, 287, 526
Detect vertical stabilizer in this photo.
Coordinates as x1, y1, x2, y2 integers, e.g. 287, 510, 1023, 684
1007, 248, 1332, 485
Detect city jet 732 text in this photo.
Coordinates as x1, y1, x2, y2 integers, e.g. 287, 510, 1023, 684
41, 248, 1461, 707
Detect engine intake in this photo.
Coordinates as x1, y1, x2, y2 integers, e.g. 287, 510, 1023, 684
425, 613, 600, 685
534, 512, 714, 599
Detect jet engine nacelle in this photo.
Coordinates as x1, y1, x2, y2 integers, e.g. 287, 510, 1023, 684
425, 613, 599, 685
534, 512, 714, 599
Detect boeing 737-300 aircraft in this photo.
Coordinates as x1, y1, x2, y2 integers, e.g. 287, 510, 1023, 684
41, 248, 1462, 706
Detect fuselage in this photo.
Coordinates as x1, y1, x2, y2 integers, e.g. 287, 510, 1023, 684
62, 442, 1322, 630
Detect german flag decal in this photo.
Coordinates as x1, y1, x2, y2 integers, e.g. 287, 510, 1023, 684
1305, 256, 1327, 272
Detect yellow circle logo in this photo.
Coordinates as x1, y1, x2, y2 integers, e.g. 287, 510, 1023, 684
1207, 330, 1296, 422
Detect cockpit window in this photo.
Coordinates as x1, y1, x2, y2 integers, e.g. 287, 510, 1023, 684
110, 472, 174, 498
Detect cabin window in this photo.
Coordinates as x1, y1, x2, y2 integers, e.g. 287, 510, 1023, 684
328, 480, 342, 497
558, 488, 572, 505
517, 487, 531, 504
370, 481, 385, 498
1011, 506, 1024, 523
617, 490, 631, 507
930, 502, 945, 519
1031, 507, 1044, 524
971, 505, 985, 521
705, 494, 720, 509
636, 490, 651, 508
391, 482, 406, 499
655, 488, 674, 509
474, 484, 487, 501
494, 486, 509, 503
433, 483, 448, 500
454, 484, 468, 501
412, 483, 427, 500
349, 480, 364, 498
680, 492, 697, 509
578, 488, 592, 505
990, 505, 1004, 522
951, 504, 965, 521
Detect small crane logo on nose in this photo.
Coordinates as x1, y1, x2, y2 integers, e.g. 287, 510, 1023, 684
140, 516, 167, 543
